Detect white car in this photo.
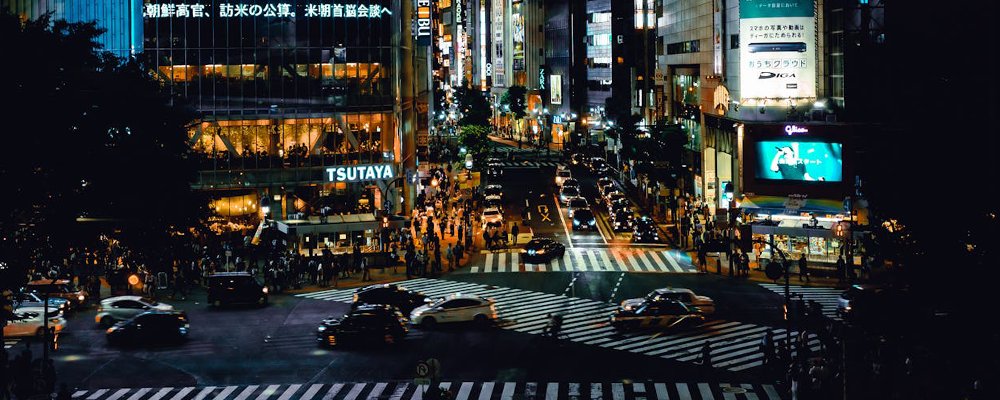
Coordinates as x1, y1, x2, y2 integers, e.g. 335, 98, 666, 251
555, 167, 572, 186
481, 207, 504, 227
4, 307, 66, 338
96, 296, 174, 327
410, 294, 498, 327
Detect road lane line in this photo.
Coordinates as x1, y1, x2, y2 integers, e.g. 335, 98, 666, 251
553, 194, 574, 249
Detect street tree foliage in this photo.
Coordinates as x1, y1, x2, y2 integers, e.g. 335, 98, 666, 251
499, 85, 527, 120
453, 86, 491, 127
0, 11, 207, 321
459, 125, 491, 156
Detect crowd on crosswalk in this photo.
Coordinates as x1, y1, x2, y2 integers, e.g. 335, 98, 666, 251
469, 249, 696, 273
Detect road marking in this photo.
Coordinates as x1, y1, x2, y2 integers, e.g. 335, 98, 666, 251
342, 383, 366, 400
553, 194, 574, 249
586, 250, 601, 271
484, 253, 494, 273
147, 387, 175, 400
609, 273, 626, 302
387, 383, 408, 400
648, 252, 670, 272
254, 385, 281, 400
276, 384, 302, 400
232, 385, 259, 400
611, 383, 625, 400
189, 386, 215, 400
498, 253, 507, 272
105, 388, 131, 400
654, 383, 669, 400
591, 383, 603, 400
500, 382, 517, 400
546, 383, 559, 400
321, 383, 344, 400
124, 388, 152, 400
511, 252, 519, 268
697, 383, 715, 400
211, 386, 238, 400
676, 383, 693, 400
455, 382, 474, 400
663, 251, 683, 272
478, 382, 495, 400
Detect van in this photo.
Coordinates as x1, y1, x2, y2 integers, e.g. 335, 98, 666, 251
207, 272, 268, 307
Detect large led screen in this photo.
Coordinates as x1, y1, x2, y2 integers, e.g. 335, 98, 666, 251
755, 141, 842, 182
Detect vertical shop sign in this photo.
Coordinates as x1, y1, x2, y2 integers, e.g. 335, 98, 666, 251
414, 0, 432, 46
713, 0, 724, 75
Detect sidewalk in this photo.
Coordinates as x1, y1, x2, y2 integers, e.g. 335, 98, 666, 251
488, 134, 564, 153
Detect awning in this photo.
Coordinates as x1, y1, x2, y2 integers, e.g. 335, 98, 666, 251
275, 214, 407, 235
739, 195, 845, 215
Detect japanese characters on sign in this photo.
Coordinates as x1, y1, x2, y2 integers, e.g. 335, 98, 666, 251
142, 2, 393, 19
738, 0, 816, 100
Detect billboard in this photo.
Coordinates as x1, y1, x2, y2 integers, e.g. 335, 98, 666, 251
550, 74, 562, 105
754, 141, 843, 182
511, 2, 525, 71
492, 0, 505, 86
738, 0, 815, 100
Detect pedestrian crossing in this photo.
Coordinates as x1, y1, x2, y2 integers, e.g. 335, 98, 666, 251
492, 160, 562, 169
67, 381, 784, 400
757, 283, 843, 320
4, 338, 19, 349
469, 249, 697, 274
298, 278, 822, 372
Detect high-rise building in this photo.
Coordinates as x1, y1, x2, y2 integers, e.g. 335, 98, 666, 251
2, 0, 143, 56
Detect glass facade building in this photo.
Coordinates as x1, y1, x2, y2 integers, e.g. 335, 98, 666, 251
2, 0, 143, 56
141, 0, 401, 220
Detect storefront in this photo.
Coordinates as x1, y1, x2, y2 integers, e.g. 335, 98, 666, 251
739, 195, 853, 264
277, 214, 408, 256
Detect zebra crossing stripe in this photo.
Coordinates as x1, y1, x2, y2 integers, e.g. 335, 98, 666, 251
478, 382, 494, 400
484, 253, 494, 273
321, 383, 344, 400
498, 253, 507, 272
275, 384, 302, 400
455, 382, 474, 400
586, 250, 602, 271
231, 385, 259, 400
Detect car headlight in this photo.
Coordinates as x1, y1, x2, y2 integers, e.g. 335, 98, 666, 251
536, 249, 546, 255
262, 287, 269, 294
573, 220, 580, 225
78, 294, 85, 302
317, 325, 327, 332
589, 219, 596, 224
527, 250, 536, 255
352, 294, 359, 302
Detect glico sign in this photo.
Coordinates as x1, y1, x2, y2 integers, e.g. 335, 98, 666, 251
326, 164, 395, 182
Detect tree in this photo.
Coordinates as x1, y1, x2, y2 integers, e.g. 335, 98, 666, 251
453, 86, 491, 127
0, 10, 207, 334
458, 125, 491, 156
498, 85, 527, 136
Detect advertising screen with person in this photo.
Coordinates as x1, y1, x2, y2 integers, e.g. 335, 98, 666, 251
755, 141, 843, 182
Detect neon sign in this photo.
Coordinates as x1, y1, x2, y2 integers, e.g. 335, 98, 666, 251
326, 164, 395, 182
142, 3, 392, 19
784, 124, 809, 135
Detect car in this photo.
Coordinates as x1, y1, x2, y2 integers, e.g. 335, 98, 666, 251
26, 279, 88, 309
560, 177, 580, 190
352, 284, 430, 314
485, 165, 503, 178
624, 288, 716, 315
632, 217, 660, 243
571, 209, 597, 231
597, 176, 614, 188
604, 191, 626, 207
483, 198, 504, 214
570, 153, 586, 165
481, 207, 504, 227
587, 157, 604, 169
317, 304, 409, 347
521, 238, 566, 263
610, 299, 705, 331
555, 167, 572, 186
106, 311, 190, 346
207, 272, 268, 307
610, 210, 635, 231
14, 291, 70, 312
609, 197, 631, 213
566, 197, 589, 218
837, 284, 910, 321
558, 186, 581, 205
483, 184, 504, 200
598, 182, 616, 198
591, 159, 609, 174
95, 296, 175, 327
3, 307, 65, 338
410, 294, 498, 327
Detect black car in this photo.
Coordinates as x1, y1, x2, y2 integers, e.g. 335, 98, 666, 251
570, 153, 586, 165
483, 185, 504, 199
485, 164, 503, 178
591, 159, 609, 174
106, 311, 189, 346
317, 305, 408, 347
610, 299, 704, 331
610, 210, 635, 231
352, 284, 430, 314
572, 209, 597, 231
632, 217, 660, 243
207, 272, 268, 307
609, 198, 631, 214
521, 238, 566, 263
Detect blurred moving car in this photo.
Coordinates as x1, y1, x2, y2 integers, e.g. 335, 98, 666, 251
351, 284, 430, 314
521, 238, 567, 263
207, 272, 268, 307
559, 186, 581, 205
27, 279, 88, 309
567, 197, 590, 218
410, 294, 498, 327
317, 304, 408, 347
624, 288, 716, 315
96, 296, 175, 327
610, 299, 704, 330
3, 307, 65, 338
555, 167, 572, 186
632, 217, 661, 243
572, 209, 598, 231
106, 311, 189, 345
14, 291, 69, 312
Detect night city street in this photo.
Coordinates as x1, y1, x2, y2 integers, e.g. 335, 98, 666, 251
1, 1, 998, 400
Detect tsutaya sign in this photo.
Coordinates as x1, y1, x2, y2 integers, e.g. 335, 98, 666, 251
326, 164, 395, 183
143, 3, 392, 19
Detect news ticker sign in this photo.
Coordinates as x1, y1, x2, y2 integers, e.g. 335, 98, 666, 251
413, 0, 432, 46
143, 2, 392, 19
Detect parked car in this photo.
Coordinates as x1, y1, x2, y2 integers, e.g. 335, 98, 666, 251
555, 167, 572, 186
623, 288, 716, 315
610, 299, 705, 331
572, 209, 597, 231
96, 296, 175, 327
521, 238, 567, 263
106, 311, 190, 346
410, 294, 498, 327
567, 197, 590, 218
632, 217, 661, 243
207, 272, 268, 307
558, 186, 581, 205
26, 279, 88, 309
3, 307, 65, 338
352, 284, 430, 314
317, 304, 409, 347
610, 210, 635, 231
14, 291, 69, 312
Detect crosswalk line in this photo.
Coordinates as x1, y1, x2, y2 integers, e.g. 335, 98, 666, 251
647, 252, 670, 272
275, 384, 302, 400
586, 250, 601, 271
147, 387, 174, 400
321, 383, 344, 400
498, 253, 507, 272
125, 388, 152, 400
485, 253, 494, 273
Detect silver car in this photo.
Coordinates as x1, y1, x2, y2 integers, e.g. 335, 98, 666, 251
95, 296, 174, 327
